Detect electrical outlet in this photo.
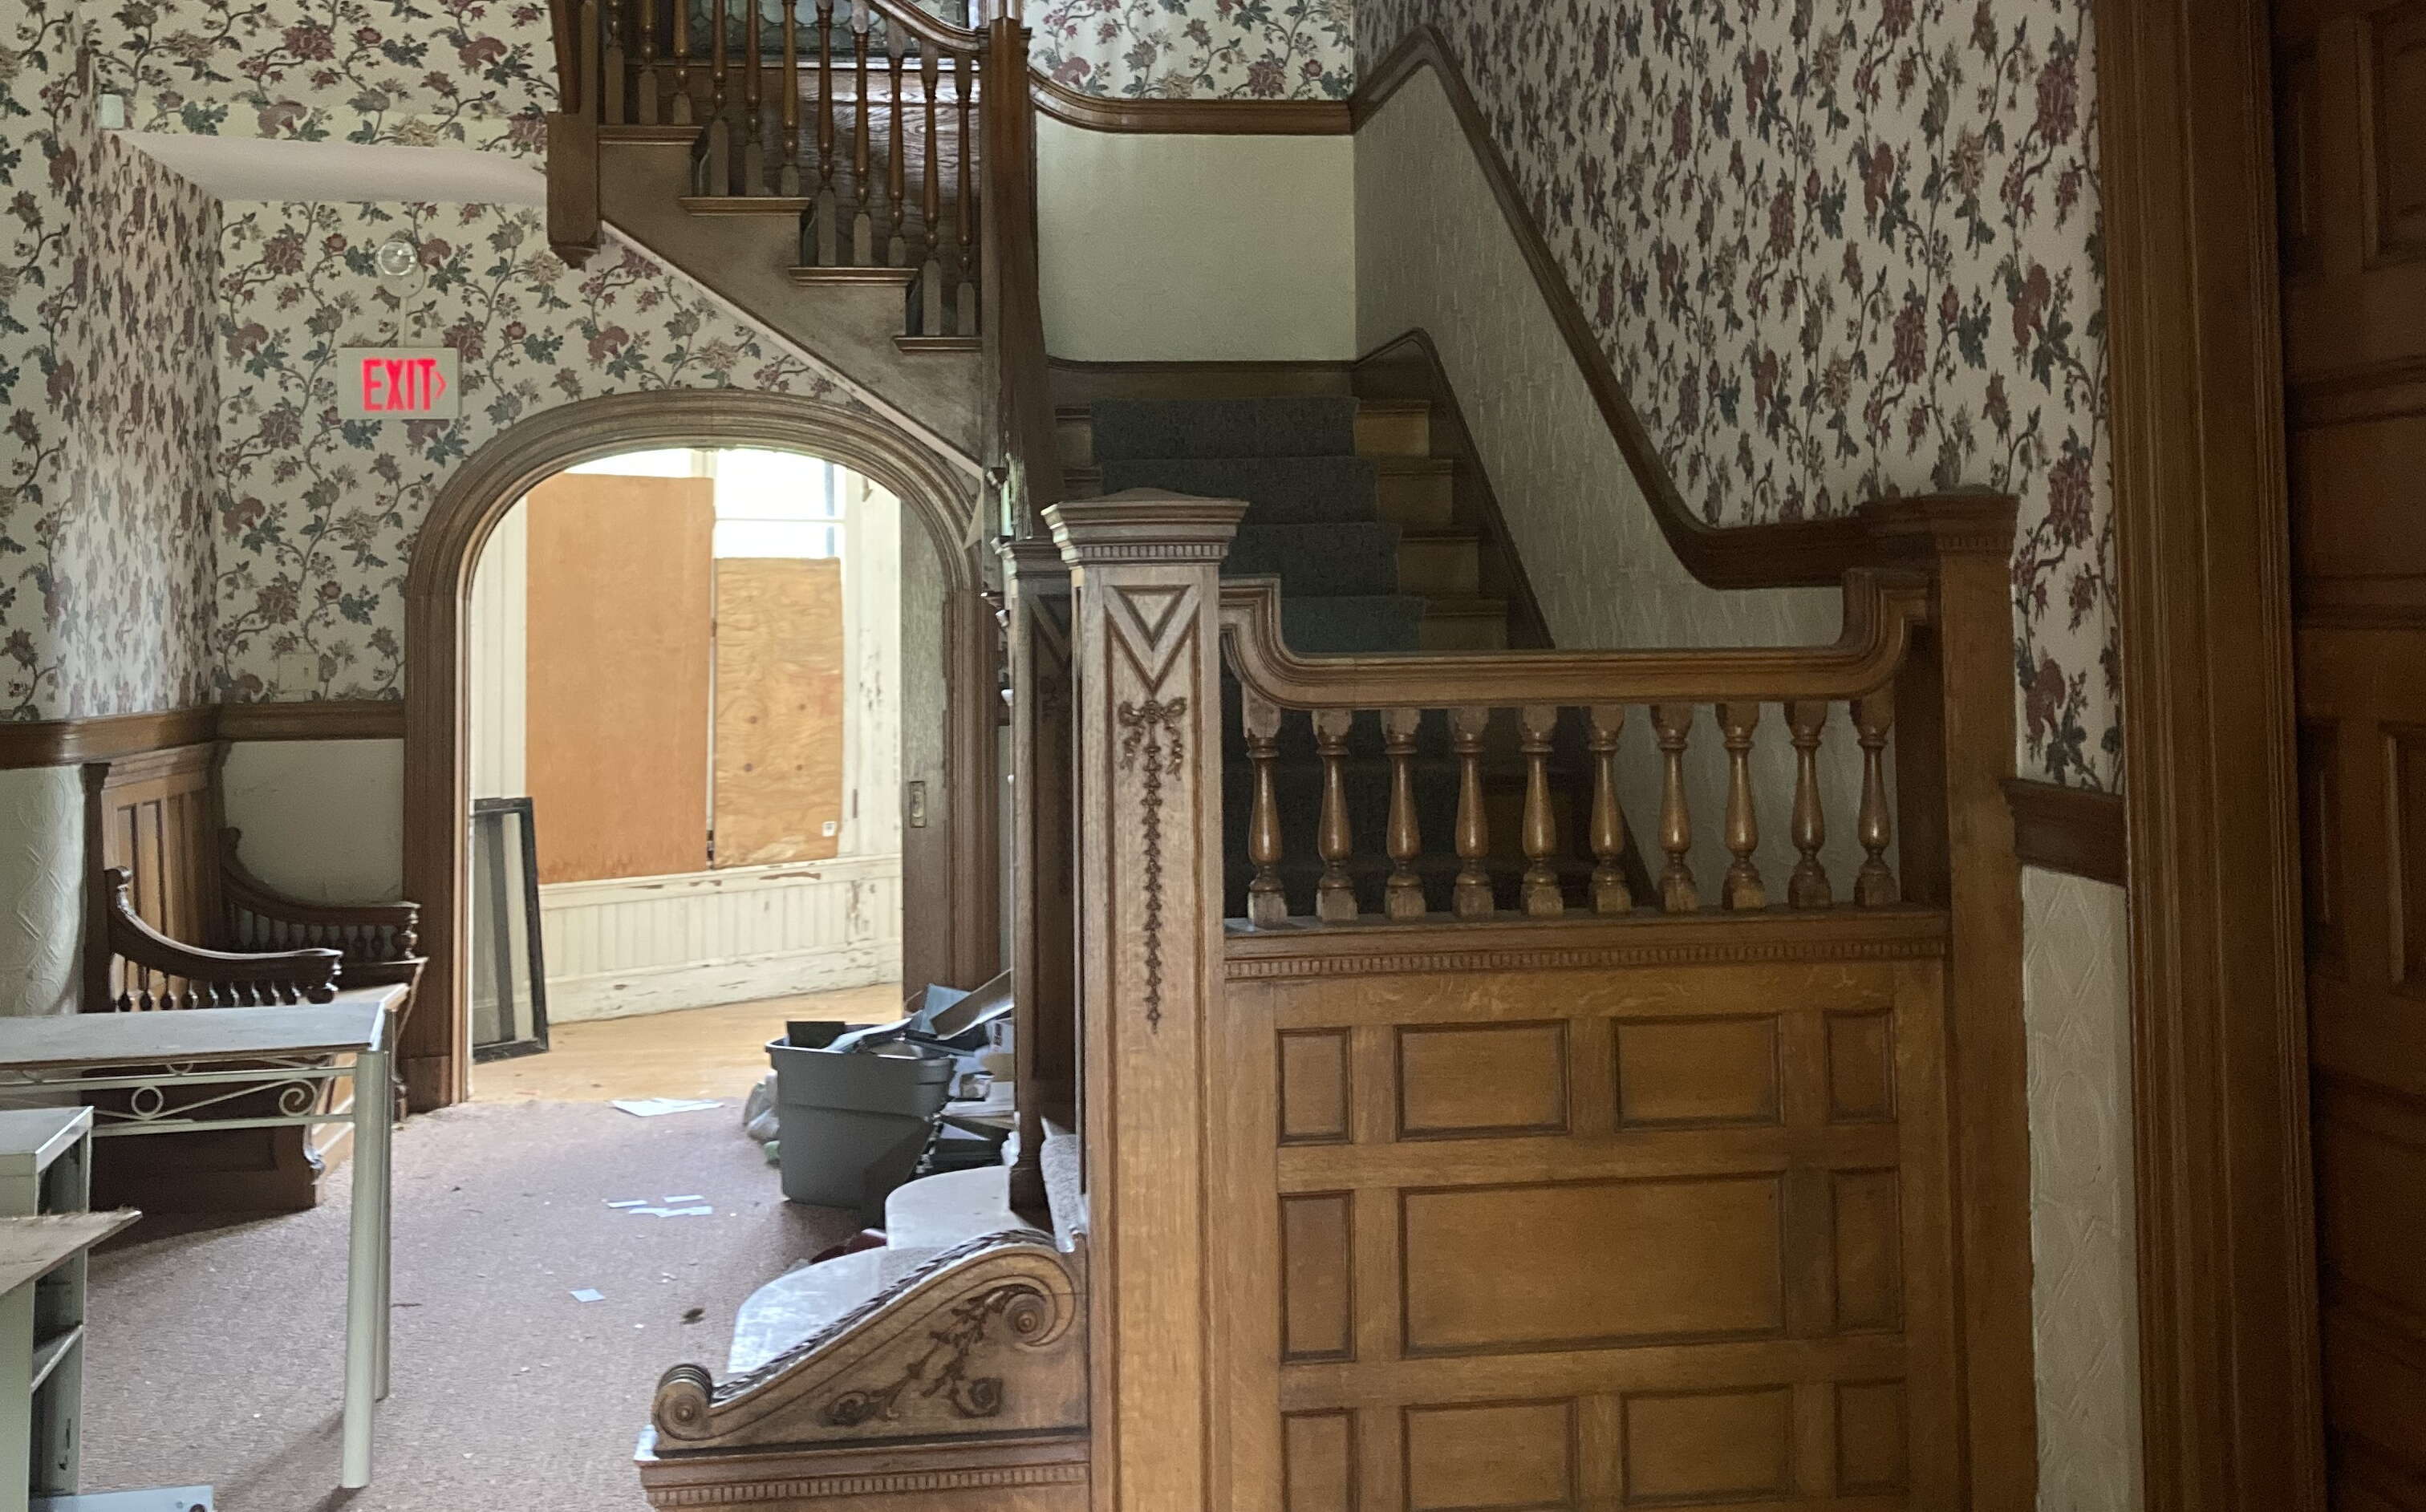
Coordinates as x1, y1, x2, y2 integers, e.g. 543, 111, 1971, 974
907, 780, 928, 828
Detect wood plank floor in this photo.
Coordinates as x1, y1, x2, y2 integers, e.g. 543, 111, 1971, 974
472, 983, 903, 1104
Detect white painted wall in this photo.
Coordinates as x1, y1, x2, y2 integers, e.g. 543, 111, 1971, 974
838, 469, 903, 860
1037, 119, 1357, 361
0, 766, 85, 1017
220, 738, 408, 902
468, 499, 529, 801
540, 856, 902, 1022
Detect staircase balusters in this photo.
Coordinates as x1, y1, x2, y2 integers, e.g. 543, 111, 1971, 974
777, 0, 801, 193
1520, 705, 1562, 917
851, 10, 872, 261
1452, 707, 1493, 918
1652, 703, 1698, 913
884, 34, 909, 265
1244, 696, 1286, 928
741, 0, 765, 193
1314, 710, 1357, 923
1588, 704, 1632, 914
1718, 701, 1764, 910
705, 0, 732, 191
1786, 700, 1832, 908
635, 0, 661, 124
954, 51, 977, 334
919, 47, 945, 331
1854, 694, 1898, 906
670, 0, 692, 124
602, 0, 627, 124
1383, 707, 1425, 920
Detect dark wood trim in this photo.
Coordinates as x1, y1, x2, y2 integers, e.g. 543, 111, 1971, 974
216, 699, 406, 743
2004, 779, 2128, 886
1349, 26, 1886, 591
2094, 1, 2327, 1508
403, 389, 996, 1113
0, 701, 405, 770
1028, 72, 1350, 135
1045, 357, 1353, 407
1352, 327, 1555, 650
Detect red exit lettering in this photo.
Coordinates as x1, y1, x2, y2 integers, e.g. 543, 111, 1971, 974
359, 355, 449, 413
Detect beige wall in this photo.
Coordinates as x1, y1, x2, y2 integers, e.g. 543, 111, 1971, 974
220, 738, 408, 902
1037, 119, 1356, 361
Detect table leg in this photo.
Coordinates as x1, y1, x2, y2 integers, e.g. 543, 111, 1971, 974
341, 1045, 392, 1490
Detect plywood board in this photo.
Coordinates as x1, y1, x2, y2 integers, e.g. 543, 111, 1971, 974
525, 474, 714, 883
713, 557, 846, 865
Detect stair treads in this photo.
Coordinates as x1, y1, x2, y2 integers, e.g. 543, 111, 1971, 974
1089, 397, 1360, 460
1279, 595, 1427, 655
1224, 522, 1404, 598
1097, 456, 1378, 525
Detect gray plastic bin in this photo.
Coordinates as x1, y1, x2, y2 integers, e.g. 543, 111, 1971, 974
768, 1038, 955, 1216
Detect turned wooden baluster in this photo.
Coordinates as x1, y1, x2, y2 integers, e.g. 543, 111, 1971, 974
669, 0, 692, 123
1854, 694, 1898, 906
1718, 702, 1765, 910
740, 0, 765, 193
1244, 695, 1286, 927
775, 0, 799, 193
1786, 700, 1832, 908
1452, 706, 1494, 918
1383, 707, 1425, 920
602, 0, 627, 124
918, 47, 944, 331
705, 0, 732, 191
884, 33, 908, 264
1651, 703, 1698, 912
1587, 704, 1632, 914
953, 50, 976, 333
635, 0, 661, 124
850, 6, 872, 261
1519, 705, 1562, 916
1315, 709, 1357, 923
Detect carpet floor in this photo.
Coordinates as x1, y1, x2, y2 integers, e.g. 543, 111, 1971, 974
81, 1100, 859, 1512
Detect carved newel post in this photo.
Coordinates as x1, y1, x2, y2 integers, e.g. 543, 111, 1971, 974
1046, 493, 1242, 1512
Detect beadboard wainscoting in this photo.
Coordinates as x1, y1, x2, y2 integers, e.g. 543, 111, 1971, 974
538, 856, 903, 1023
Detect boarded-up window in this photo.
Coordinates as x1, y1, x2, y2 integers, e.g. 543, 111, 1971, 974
523, 474, 715, 883
713, 557, 846, 865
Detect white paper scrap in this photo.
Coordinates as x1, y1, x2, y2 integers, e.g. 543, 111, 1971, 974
604, 1198, 648, 1209
570, 1289, 605, 1303
610, 1098, 724, 1117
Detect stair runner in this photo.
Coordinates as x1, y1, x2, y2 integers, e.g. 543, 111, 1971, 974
1088, 396, 1426, 655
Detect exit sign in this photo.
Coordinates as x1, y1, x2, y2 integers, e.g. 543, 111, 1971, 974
337, 347, 459, 420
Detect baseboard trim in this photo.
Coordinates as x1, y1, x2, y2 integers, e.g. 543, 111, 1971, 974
2005, 778, 2127, 885
546, 944, 904, 1024
1029, 74, 1350, 134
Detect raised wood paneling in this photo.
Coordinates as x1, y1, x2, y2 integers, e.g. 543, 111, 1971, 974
1618, 1387, 1793, 1505
1398, 1022, 1568, 1138
1613, 1016, 1779, 1129
1402, 1399, 1574, 1511
2367, 2, 2426, 265
1220, 915, 1962, 1509
94, 745, 217, 949
712, 556, 846, 866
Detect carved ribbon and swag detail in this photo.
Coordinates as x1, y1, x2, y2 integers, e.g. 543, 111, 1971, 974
821, 1283, 1057, 1428
1117, 697, 1188, 1030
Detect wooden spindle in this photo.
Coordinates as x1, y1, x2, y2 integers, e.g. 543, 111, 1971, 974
635, 0, 661, 124
1315, 709, 1357, 923
1652, 703, 1698, 913
670, 0, 692, 124
1587, 704, 1631, 914
1384, 707, 1424, 920
850, 12, 871, 261
919, 47, 944, 332
1854, 694, 1898, 906
1519, 705, 1562, 916
705, 0, 732, 192
1452, 706, 1493, 918
740, 0, 765, 193
1245, 695, 1286, 928
602, 0, 627, 123
775, 0, 799, 190
953, 49, 976, 333
884, 35, 907, 263
1786, 700, 1832, 908
1718, 702, 1764, 910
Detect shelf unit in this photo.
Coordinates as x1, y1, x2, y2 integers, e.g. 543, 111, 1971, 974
0, 1109, 95, 1509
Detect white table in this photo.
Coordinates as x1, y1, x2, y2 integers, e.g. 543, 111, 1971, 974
0, 994, 401, 1489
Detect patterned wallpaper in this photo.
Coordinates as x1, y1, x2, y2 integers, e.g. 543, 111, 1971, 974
91, 0, 554, 154
1354, 0, 2117, 791
210, 201, 866, 700
1032, 0, 1354, 99
2, 2, 221, 722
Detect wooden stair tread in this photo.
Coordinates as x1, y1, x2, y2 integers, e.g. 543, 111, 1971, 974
602, 124, 703, 144
680, 195, 813, 215
1061, 454, 1452, 494
1420, 596, 1511, 618
895, 334, 980, 354
788, 264, 921, 288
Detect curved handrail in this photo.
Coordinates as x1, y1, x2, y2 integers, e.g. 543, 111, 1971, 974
98, 868, 344, 1003
848, 0, 985, 55
1219, 567, 1933, 711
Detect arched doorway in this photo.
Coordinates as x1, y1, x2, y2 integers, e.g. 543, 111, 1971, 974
402, 390, 999, 1109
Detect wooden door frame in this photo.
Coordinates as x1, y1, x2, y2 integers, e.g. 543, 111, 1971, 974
2095, 2, 2329, 1507
400, 389, 999, 1111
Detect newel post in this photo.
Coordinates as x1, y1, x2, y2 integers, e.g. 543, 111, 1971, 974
1047, 493, 1243, 1512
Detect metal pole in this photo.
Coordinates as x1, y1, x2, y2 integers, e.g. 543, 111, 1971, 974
340, 1040, 392, 1488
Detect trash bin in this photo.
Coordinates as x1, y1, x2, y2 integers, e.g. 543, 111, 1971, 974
767, 1037, 955, 1216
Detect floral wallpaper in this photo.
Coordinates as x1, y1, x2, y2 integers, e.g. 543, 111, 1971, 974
91, 0, 554, 155
1030, 0, 1353, 99
211, 200, 867, 700
1356, 0, 2117, 791
2, 0, 220, 722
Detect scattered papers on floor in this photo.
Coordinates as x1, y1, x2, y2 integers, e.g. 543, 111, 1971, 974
569, 1288, 605, 1303
610, 1098, 724, 1117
